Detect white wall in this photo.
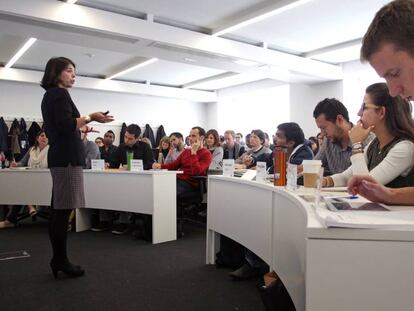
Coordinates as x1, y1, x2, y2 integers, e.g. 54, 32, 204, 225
216, 82, 290, 138
290, 81, 343, 138
0, 80, 207, 145
342, 60, 384, 123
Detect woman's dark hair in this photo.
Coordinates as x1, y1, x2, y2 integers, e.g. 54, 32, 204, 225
33, 130, 46, 149
250, 129, 266, 144
277, 122, 305, 148
40, 57, 76, 90
206, 129, 220, 148
366, 82, 414, 142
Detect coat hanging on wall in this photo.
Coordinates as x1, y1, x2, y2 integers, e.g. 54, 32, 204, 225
27, 121, 42, 147
143, 124, 155, 147
19, 118, 29, 158
0, 117, 8, 152
155, 125, 166, 147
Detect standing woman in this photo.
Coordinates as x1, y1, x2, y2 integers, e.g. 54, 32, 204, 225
41, 57, 113, 278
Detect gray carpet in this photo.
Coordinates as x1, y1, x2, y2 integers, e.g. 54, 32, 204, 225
0, 219, 265, 311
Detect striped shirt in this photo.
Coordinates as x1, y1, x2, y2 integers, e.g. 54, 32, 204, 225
314, 133, 374, 175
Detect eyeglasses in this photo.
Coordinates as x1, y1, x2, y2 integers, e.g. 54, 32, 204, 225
361, 103, 381, 110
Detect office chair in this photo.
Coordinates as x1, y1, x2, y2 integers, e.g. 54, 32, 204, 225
17, 205, 49, 223
176, 176, 207, 238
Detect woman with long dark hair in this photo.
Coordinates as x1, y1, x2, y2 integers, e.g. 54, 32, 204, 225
205, 129, 223, 170
323, 82, 414, 188
41, 57, 113, 278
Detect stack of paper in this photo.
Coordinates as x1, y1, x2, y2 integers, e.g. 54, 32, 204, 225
316, 207, 414, 230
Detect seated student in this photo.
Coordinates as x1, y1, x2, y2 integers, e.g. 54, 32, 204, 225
235, 132, 245, 146
223, 130, 245, 160
165, 132, 185, 163
323, 83, 414, 188
99, 130, 118, 168
252, 122, 314, 173
308, 136, 319, 156
155, 136, 170, 164
0, 130, 49, 229
310, 98, 374, 176
152, 126, 212, 196
80, 125, 100, 169
236, 129, 272, 169
229, 123, 313, 280
93, 124, 154, 234
205, 129, 223, 170
94, 137, 104, 148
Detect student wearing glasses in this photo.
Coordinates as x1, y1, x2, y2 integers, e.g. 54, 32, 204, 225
323, 83, 414, 188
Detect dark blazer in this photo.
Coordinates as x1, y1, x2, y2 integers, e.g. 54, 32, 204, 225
41, 87, 85, 167
110, 141, 154, 170
254, 144, 314, 174
99, 144, 118, 163
223, 142, 245, 160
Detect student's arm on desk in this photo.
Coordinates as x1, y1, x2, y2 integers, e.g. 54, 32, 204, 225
348, 175, 414, 205
161, 151, 183, 170
188, 150, 213, 175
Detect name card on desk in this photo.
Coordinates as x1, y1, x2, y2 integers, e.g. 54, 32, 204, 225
91, 159, 105, 171
223, 159, 235, 177
256, 161, 267, 183
130, 159, 144, 172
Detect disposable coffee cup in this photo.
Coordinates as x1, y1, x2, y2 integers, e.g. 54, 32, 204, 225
302, 160, 322, 188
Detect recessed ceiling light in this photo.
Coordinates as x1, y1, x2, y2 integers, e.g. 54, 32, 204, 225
83, 53, 95, 58
106, 58, 158, 80
66, 0, 78, 4
5, 38, 37, 68
233, 59, 260, 67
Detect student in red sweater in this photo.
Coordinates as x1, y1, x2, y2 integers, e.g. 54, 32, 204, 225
153, 126, 212, 195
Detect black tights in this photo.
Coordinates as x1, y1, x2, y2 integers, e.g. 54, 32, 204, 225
48, 209, 71, 265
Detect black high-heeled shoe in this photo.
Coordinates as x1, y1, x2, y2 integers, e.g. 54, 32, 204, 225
50, 261, 85, 279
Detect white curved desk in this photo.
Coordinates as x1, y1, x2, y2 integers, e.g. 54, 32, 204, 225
206, 176, 414, 311
0, 169, 179, 244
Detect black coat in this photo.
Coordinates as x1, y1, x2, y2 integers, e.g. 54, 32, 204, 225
19, 118, 29, 158
0, 117, 8, 152
143, 124, 155, 147
110, 141, 154, 170
155, 125, 166, 147
27, 121, 42, 147
41, 87, 85, 167
120, 122, 127, 143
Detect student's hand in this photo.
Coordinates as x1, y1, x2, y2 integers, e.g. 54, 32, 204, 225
82, 125, 100, 133
152, 163, 162, 169
10, 160, 17, 167
168, 146, 175, 156
243, 155, 253, 166
349, 121, 374, 144
347, 175, 392, 204
105, 162, 110, 169
89, 111, 114, 123
191, 139, 200, 155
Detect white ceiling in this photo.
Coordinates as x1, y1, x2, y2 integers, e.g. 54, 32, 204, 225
0, 0, 388, 100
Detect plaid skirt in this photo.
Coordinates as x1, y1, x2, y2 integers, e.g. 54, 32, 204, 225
50, 165, 85, 210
